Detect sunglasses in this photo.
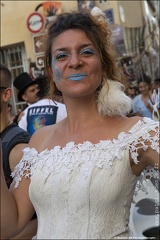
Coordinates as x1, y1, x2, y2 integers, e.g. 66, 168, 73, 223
129, 87, 134, 90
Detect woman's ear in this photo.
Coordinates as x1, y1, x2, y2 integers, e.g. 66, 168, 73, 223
3, 88, 12, 102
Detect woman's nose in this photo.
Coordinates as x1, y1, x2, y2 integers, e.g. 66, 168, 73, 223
68, 54, 83, 68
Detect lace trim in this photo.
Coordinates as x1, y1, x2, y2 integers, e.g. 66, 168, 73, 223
11, 118, 159, 193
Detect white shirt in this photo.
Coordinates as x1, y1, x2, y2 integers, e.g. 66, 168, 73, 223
18, 98, 67, 135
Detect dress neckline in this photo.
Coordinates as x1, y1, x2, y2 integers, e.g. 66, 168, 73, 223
27, 117, 155, 154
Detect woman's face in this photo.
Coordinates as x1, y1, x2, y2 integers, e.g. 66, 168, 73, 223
127, 84, 135, 95
51, 29, 102, 99
138, 81, 150, 95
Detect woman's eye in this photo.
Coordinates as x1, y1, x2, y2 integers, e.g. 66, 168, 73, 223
55, 53, 68, 60
81, 49, 94, 55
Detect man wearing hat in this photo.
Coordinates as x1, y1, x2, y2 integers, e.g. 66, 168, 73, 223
18, 75, 67, 135
13, 72, 39, 124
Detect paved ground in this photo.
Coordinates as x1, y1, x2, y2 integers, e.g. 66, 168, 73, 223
129, 179, 160, 239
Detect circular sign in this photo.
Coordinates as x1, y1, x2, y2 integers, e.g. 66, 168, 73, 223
27, 12, 45, 34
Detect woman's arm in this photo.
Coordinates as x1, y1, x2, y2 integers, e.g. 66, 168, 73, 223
1, 148, 35, 239
140, 135, 160, 171
130, 123, 159, 176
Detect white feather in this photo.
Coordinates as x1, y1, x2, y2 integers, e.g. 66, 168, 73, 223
91, 7, 104, 16
97, 80, 133, 117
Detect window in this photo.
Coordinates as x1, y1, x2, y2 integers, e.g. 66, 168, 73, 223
0, 43, 29, 114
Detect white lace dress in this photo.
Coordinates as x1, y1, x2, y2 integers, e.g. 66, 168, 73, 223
12, 118, 159, 239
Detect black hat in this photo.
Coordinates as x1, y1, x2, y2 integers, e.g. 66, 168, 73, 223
14, 72, 37, 101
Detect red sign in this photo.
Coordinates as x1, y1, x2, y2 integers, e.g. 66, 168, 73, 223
27, 12, 45, 34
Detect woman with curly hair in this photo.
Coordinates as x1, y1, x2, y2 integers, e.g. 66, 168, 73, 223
1, 7, 159, 239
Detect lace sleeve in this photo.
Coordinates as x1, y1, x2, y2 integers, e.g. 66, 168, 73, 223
127, 118, 159, 164
11, 147, 38, 188
127, 118, 159, 196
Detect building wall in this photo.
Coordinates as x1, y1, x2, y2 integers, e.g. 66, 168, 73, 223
1, 1, 122, 61
1, 0, 122, 114
1, 1, 120, 63
2, 1, 158, 79
1, 0, 77, 62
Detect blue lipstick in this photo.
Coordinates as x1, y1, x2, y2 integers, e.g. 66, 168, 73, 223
68, 73, 86, 81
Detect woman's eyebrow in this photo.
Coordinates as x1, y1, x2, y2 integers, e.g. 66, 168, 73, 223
52, 44, 93, 55
52, 48, 66, 55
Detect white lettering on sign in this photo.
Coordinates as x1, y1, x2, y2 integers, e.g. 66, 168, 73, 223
30, 20, 41, 27
27, 12, 45, 33
29, 16, 42, 31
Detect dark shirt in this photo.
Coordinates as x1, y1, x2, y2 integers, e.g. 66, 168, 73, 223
1, 123, 37, 220
0, 123, 30, 187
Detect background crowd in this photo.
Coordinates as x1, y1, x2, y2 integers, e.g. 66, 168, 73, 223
125, 75, 160, 120
7, 72, 160, 127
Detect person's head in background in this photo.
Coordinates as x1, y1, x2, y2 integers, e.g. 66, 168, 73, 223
152, 78, 160, 93
35, 75, 50, 100
35, 74, 65, 103
43, 8, 132, 117
125, 81, 136, 100
137, 74, 152, 96
35, 74, 65, 104
0, 64, 12, 128
13, 72, 39, 105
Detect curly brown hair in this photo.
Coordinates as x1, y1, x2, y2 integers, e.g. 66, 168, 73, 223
42, 9, 126, 97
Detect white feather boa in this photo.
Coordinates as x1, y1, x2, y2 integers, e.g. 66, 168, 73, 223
97, 80, 133, 117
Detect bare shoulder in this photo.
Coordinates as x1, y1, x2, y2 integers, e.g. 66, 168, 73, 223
28, 122, 62, 152
123, 116, 158, 131
9, 143, 28, 172
124, 116, 143, 126
111, 116, 143, 133
126, 116, 144, 127
29, 125, 56, 147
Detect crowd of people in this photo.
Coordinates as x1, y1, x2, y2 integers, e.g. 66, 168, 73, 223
8, 73, 160, 126
125, 75, 160, 120
1, 6, 159, 240
8, 75, 160, 126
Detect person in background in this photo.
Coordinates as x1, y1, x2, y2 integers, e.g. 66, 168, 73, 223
125, 81, 137, 117
18, 75, 67, 136
125, 81, 136, 100
7, 103, 15, 123
152, 78, 160, 94
13, 72, 39, 124
151, 78, 160, 121
0, 63, 37, 239
1, 8, 159, 240
133, 74, 154, 119
151, 78, 160, 106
